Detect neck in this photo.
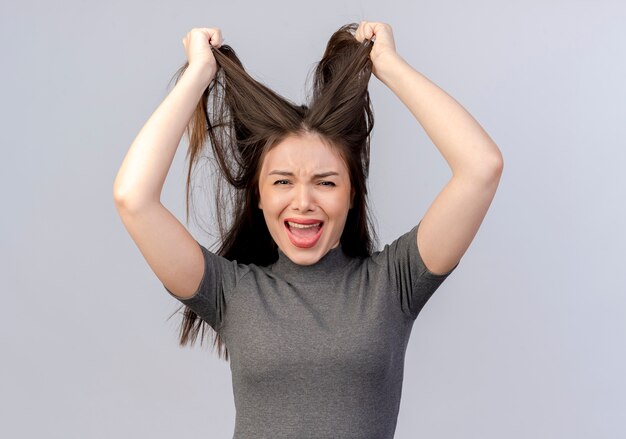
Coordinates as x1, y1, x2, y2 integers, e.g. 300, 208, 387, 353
271, 244, 353, 283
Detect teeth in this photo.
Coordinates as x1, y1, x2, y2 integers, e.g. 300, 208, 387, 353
287, 221, 321, 229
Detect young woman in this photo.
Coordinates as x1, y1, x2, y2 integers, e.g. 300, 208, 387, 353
113, 21, 503, 438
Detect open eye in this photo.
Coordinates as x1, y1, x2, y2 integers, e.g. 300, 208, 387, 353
273, 179, 290, 185
319, 181, 336, 187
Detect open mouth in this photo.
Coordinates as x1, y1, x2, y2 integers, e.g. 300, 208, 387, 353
284, 220, 324, 248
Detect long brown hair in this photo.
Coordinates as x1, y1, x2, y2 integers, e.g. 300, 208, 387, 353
167, 23, 378, 360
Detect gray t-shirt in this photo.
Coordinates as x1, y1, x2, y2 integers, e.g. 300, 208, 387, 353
164, 220, 459, 438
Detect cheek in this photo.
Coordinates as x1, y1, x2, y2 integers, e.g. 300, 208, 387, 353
259, 189, 287, 215
325, 191, 352, 217
258, 183, 272, 210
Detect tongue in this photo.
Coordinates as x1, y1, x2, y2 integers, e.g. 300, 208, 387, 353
290, 225, 320, 238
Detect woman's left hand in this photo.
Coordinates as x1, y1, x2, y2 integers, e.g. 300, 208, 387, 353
354, 21, 398, 76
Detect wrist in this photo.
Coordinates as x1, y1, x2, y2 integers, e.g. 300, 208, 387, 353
372, 51, 408, 84
184, 63, 217, 88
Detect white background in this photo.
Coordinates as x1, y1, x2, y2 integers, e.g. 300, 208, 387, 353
1, 0, 625, 437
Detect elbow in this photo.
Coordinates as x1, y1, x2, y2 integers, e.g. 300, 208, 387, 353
113, 187, 131, 211
112, 175, 155, 211
112, 182, 144, 212
478, 144, 504, 181
454, 152, 504, 182
112, 189, 158, 213
490, 152, 504, 178
112, 178, 129, 207
481, 154, 503, 184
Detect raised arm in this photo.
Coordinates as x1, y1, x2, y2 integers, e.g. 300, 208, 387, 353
355, 21, 503, 275
113, 28, 222, 299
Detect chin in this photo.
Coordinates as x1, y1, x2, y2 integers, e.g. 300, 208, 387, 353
284, 246, 324, 266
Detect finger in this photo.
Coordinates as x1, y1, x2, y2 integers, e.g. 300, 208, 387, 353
204, 27, 222, 47
214, 29, 223, 47
357, 21, 377, 43
356, 20, 367, 42
364, 22, 375, 40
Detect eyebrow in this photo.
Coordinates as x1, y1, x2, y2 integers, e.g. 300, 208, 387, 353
267, 170, 340, 178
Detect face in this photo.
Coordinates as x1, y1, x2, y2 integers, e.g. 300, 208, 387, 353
257, 131, 354, 266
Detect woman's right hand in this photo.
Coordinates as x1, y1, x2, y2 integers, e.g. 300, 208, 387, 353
182, 27, 224, 81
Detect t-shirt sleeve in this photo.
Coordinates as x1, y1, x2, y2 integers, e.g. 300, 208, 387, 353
162, 241, 245, 331
372, 220, 460, 320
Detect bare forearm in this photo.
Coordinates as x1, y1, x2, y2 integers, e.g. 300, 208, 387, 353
374, 52, 503, 178
113, 65, 212, 209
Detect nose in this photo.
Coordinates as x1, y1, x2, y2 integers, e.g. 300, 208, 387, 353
291, 184, 315, 212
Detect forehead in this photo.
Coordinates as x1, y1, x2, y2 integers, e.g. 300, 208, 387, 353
260, 133, 347, 174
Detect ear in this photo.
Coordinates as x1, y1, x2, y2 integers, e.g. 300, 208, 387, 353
256, 186, 263, 210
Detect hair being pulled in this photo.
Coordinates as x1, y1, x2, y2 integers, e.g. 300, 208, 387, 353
167, 23, 378, 360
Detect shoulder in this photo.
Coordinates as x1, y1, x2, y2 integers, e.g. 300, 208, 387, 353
368, 224, 419, 268
195, 245, 261, 292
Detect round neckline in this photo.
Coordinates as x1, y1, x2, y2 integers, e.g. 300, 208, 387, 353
271, 244, 353, 283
